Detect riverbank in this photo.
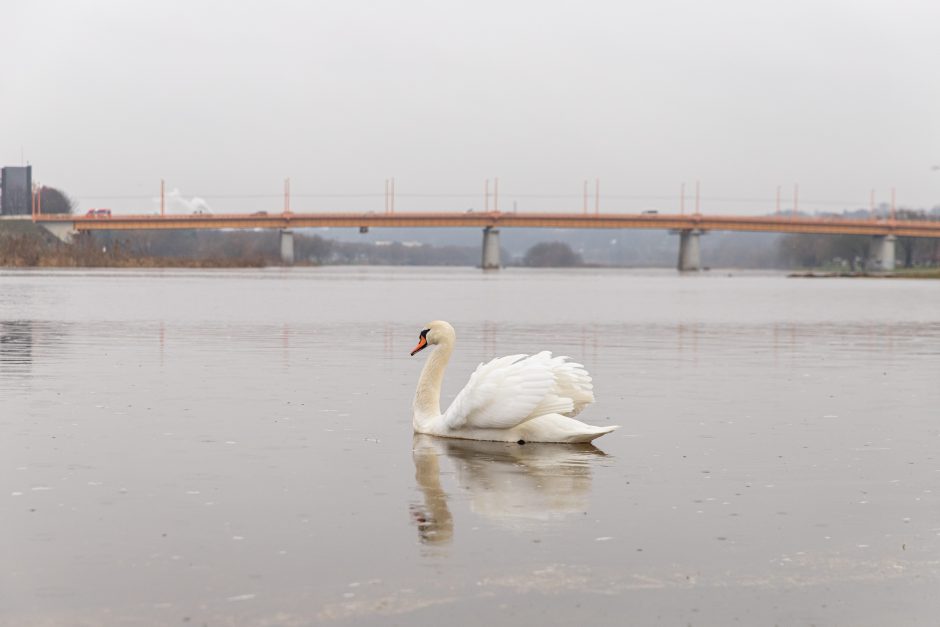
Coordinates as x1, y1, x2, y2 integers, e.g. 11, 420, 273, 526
789, 269, 940, 279
0, 221, 269, 268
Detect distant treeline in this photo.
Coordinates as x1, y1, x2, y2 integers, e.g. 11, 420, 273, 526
97, 229, 484, 266
778, 209, 940, 269
778, 233, 940, 269
0, 223, 484, 267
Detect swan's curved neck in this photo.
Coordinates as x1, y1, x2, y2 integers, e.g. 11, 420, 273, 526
413, 337, 454, 427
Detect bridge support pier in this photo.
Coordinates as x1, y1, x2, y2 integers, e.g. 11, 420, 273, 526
677, 229, 702, 272
280, 229, 295, 265
39, 222, 78, 244
868, 234, 896, 271
481, 227, 501, 270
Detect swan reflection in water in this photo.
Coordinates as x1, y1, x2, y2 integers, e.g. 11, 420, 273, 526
410, 434, 607, 545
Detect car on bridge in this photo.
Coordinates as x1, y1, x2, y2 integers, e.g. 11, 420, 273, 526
85, 209, 112, 218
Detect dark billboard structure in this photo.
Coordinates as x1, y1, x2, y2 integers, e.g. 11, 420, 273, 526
1, 166, 33, 215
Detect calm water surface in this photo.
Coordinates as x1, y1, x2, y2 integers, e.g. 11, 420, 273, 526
1, 267, 938, 626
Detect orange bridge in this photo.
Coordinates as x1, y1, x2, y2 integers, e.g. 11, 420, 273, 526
30, 211, 940, 270
31, 210, 940, 237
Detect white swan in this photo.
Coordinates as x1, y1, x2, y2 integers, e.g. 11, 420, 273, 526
410, 320, 618, 443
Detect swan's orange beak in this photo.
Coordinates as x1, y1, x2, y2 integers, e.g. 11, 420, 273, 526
410, 336, 428, 356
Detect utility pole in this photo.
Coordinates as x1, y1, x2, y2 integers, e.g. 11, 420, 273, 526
582, 180, 588, 214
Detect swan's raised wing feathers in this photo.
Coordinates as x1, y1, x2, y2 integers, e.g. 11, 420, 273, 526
550, 357, 595, 417
443, 351, 594, 430
443, 353, 552, 430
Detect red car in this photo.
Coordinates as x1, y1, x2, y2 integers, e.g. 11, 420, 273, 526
85, 209, 112, 218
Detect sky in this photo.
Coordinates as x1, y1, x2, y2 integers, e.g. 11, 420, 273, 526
2, 0, 939, 215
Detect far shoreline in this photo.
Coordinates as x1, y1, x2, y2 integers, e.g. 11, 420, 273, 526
788, 269, 940, 279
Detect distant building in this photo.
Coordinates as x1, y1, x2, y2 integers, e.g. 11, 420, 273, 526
1, 166, 33, 215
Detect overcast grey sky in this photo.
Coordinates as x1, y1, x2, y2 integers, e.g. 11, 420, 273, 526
2, 0, 938, 214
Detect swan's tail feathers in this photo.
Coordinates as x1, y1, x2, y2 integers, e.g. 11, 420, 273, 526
518, 414, 619, 443
569, 424, 619, 444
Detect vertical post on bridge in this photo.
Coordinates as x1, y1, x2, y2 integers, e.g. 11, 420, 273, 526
160, 179, 166, 217
680, 182, 685, 215
595, 178, 599, 215
793, 183, 799, 218
283, 178, 291, 215
582, 180, 588, 215
385, 178, 395, 215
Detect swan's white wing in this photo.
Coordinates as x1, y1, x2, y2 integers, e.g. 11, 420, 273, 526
443, 351, 577, 431
547, 356, 595, 417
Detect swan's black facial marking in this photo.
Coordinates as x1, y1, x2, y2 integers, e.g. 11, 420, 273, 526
410, 328, 431, 356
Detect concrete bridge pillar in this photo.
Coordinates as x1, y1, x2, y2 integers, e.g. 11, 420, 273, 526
481, 227, 501, 270
280, 229, 295, 265
677, 229, 702, 272
39, 221, 78, 243
868, 234, 896, 271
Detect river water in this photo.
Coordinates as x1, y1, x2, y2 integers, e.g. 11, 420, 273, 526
1, 267, 938, 626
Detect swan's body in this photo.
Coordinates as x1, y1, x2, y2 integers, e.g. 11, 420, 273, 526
411, 321, 617, 444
